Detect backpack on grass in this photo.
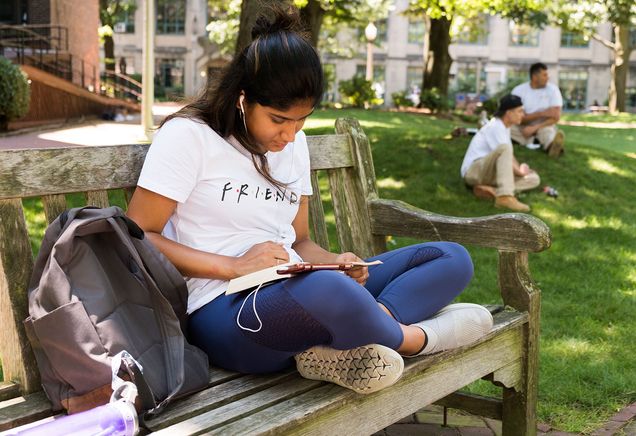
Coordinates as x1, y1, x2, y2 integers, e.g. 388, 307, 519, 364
24, 206, 209, 416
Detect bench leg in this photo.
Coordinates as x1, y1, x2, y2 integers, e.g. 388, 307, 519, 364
0, 199, 40, 394
498, 251, 541, 436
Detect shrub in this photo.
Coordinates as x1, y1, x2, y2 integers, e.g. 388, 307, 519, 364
419, 87, 449, 113
0, 57, 30, 130
338, 75, 380, 108
391, 90, 415, 108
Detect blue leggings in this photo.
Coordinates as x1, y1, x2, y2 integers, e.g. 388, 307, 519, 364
188, 242, 473, 374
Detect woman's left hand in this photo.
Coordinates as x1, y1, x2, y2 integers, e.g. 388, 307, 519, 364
336, 252, 368, 286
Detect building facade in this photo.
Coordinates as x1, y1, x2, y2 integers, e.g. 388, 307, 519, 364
324, 0, 636, 111
111, 0, 220, 98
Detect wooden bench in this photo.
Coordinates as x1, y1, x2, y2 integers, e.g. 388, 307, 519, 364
0, 118, 551, 435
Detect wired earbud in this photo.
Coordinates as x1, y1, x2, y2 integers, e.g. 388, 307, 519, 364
239, 94, 248, 132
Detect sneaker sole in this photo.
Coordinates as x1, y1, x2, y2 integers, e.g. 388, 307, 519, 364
295, 344, 404, 394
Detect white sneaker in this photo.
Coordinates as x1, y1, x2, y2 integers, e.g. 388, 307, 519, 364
408, 303, 493, 356
295, 344, 404, 394
526, 142, 541, 150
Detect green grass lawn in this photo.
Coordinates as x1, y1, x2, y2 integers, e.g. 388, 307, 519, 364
303, 109, 635, 433
11, 109, 634, 433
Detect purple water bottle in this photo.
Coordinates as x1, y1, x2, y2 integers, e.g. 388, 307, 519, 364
5, 401, 138, 436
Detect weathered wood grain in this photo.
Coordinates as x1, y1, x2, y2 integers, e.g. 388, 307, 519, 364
499, 251, 541, 435
435, 392, 503, 421
85, 190, 110, 208
308, 172, 330, 250
212, 324, 524, 436
41, 194, 67, 224
153, 378, 323, 435
0, 145, 149, 199
0, 383, 20, 402
306, 134, 352, 170
0, 391, 51, 431
0, 199, 40, 394
369, 198, 552, 252
144, 370, 296, 430
327, 168, 355, 253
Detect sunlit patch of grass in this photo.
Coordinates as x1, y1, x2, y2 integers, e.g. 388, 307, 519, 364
377, 177, 405, 189
588, 157, 631, 177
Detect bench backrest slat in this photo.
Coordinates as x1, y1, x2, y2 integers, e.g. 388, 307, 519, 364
42, 194, 68, 224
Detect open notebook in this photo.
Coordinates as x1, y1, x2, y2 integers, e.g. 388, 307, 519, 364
226, 260, 383, 295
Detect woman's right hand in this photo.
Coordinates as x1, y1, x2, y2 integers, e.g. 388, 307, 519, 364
232, 241, 290, 277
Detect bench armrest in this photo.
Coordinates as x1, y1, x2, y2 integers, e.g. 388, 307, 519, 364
369, 198, 551, 252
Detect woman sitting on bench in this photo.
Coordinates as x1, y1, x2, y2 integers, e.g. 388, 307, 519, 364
126, 5, 493, 394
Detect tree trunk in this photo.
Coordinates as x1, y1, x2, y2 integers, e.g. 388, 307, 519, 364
420, 17, 452, 99
299, 0, 325, 47
608, 24, 631, 113
235, 0, 288, 55
104, 34, 115, 71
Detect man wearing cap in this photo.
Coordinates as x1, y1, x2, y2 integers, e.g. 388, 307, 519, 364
511, 62, 565, 158
460, 94, 540, 212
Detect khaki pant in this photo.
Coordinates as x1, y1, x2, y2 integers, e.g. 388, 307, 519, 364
510, 124, 557, 150
464, 143, 540, 197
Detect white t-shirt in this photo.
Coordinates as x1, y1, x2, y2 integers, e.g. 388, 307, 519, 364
512, 82, 563, 115
137, 117, 313, 313
460, 117, 510, 177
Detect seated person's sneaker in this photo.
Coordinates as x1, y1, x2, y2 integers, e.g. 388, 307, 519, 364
495, 195, 530, 212
547, 130, 565, 158
406, 303, 494, 357
295, 344, 404, 394
472, 185, 496, 200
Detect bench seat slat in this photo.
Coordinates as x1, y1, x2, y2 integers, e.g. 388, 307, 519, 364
0, 383, 20, 402
144, 370, 296, 430
210, 312, 525, 436
153, 378, 323, 435
0, 391, 52, 432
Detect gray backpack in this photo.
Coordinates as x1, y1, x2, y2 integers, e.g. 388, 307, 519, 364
24, 206, 209, 415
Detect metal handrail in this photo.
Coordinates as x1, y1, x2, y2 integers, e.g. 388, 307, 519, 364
0, 24, 140, 103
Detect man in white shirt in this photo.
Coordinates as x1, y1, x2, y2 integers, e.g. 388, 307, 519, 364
461, 95, 540, 212
511, 62, 565, 158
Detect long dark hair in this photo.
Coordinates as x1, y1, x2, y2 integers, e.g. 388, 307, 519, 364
161, 5, 324, 188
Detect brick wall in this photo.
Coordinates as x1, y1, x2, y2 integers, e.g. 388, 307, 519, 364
49, 0, 100, 89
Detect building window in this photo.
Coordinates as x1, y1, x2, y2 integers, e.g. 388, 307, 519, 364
631, 29, 636, 47
155, 58, 184, 98
406, 66, 423, 93
456, 15, 489, 45
453, 62, 486, 94
509, 23, 539, 47
156, 0, 186, 35
561, 31, 588, 48
114, 8, 135, 34
355, 64, 386, 100
323, 63, 337, 102
559, 69, 588, 111
375, 19, 388, 45
408, 19, 426, 45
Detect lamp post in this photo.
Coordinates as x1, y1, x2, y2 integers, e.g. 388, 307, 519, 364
365, 22, 377, 82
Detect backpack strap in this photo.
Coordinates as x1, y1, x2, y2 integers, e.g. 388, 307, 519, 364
108, 217, 187, 416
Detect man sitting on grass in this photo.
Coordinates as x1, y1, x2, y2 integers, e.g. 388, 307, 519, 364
460, 94, 540, 213
511, 62, 565, 158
